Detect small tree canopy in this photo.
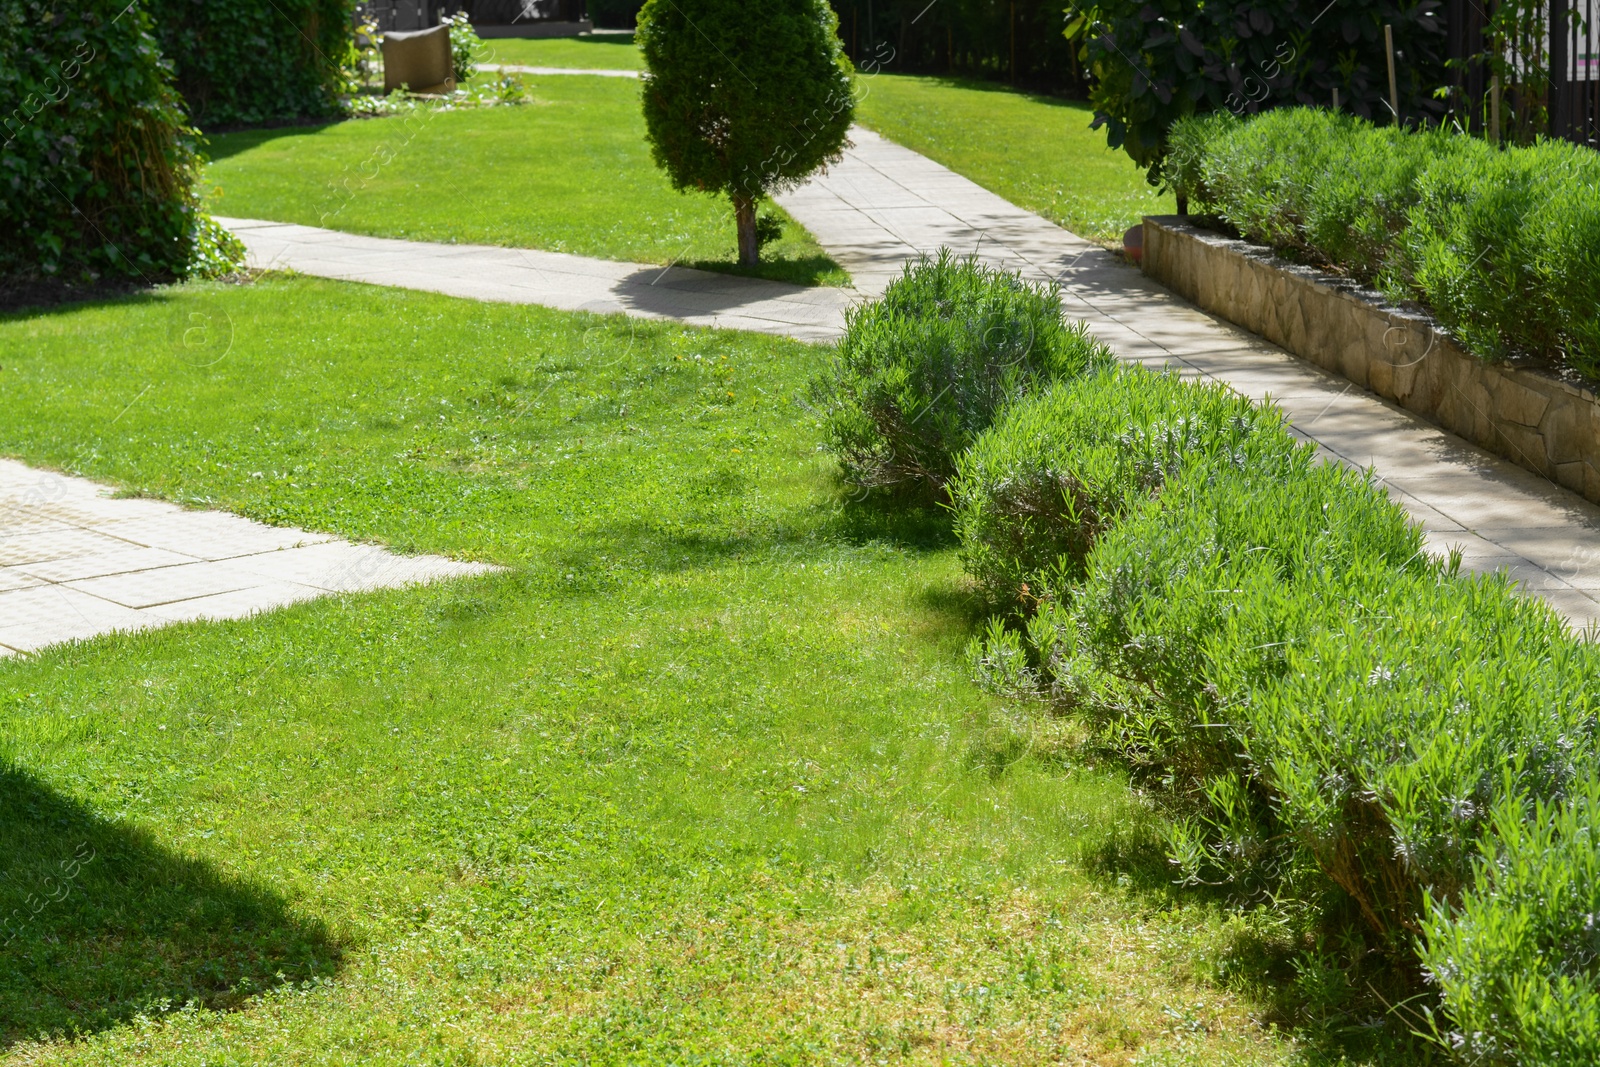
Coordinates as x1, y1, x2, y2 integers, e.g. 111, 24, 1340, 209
637, 0, 854, 266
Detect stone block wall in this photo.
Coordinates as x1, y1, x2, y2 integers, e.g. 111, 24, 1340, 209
1143, 216, 1600, 506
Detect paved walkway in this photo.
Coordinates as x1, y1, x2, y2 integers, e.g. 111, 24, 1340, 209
220, 218, 853, 344
0, 460, 492, 656
480, 64, 640, 78
774, 128, 1600, 630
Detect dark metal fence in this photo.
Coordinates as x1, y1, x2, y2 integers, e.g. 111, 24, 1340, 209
1446, 0, 1597, 147
357, 0, 587, 31
1551, 0, 1599, 146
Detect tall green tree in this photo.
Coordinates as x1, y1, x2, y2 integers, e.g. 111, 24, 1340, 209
637, 0, 855, 267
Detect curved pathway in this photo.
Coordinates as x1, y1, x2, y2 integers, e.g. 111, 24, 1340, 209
221, 126, 1600, 631
220, 218, 854, 345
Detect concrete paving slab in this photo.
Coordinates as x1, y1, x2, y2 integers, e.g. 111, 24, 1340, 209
0, 458, 496, 655
221, 217, 860, 344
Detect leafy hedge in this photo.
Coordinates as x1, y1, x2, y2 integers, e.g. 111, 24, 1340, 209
1066, 0, 1448, 177
813, 259, 1600, 1056
1168, 108, 1600, 378
808, 253, 1111, 499
0, 0, 242, 280
955, 360, 1600, 1059
146, 0, 357, 128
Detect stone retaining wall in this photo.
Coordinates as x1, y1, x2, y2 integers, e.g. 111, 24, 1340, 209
1142, 215, 1600, 505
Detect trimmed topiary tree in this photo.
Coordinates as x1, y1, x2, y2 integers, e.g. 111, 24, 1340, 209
637, 0, 854, 267
0, 0, 242, 281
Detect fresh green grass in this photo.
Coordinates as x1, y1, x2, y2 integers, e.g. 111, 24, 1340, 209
476, 33, 643, 70
0, 278, 1318, 1065
203, 78, 845, 287
854, 74, 1176, 245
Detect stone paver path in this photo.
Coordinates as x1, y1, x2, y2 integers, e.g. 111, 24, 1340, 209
0, 460, 492, 656
212, 127, 1598, 633
221, 218, 853, 344
480, 64, 640, 78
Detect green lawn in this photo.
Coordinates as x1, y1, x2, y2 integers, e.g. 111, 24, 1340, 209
852, 75, 1173, 245
443, 35, 1171, 246
204, 78, 844, 287
476, 33, 643, 70
0, 279, 1314, 1065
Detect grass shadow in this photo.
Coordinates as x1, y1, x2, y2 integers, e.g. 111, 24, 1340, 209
577, 31, 636, 47
0, 281, 182, 320
873, 72, 1094, 112
203, 121, 342, 162
0, 763, 341, 1048
685, 254, 851, 289
1078, 812, 1446, 1065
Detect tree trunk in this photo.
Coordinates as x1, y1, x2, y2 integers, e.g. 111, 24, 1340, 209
734, 194, 760, 268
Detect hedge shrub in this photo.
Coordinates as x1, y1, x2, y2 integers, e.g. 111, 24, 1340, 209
959, 361, 1600, 1057
1168, 108, 1600, 378
950, 365, 1295, 604
808, 252, 1112, 499
145, 0, 357, 129
0, 0, 241, 280
1422, 779, 1600, 1063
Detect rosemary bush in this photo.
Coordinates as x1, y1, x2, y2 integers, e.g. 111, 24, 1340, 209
959, 360, 1600, 1055
809, 252, 1111, 499
1167, 107, 1600, 377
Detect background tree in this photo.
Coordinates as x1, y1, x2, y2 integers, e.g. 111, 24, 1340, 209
637, 0, 855, 267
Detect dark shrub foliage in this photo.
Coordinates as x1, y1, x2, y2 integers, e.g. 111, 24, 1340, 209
146, 0, 357, 129
1169, 108, 1600, 377
1066, 0, 1448, 178
0, 0, 241, 280
809, 252, 1112, 500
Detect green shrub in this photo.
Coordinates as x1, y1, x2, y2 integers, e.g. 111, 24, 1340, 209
958, 356, 1600, 1051
1422, 779, 1600, 1064
1169, 108, 1600, 378
1402, 138, 1600, 375
145, 0, 357, 129
950, 365, 1295, 604
441, 11, 483, 85
1066, 0, 1448, 179
638, 0, 854, 266
0, 0, 242, 280
808, 253, 1112, 499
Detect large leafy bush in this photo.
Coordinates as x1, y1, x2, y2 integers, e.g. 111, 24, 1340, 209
809, 253, 1112, 499
1169, 108, 1600, 377
144, 0, 357, 129
1422, 780, 1600, 1063
0, 0, 241, 280
1066, 0, 1448, 178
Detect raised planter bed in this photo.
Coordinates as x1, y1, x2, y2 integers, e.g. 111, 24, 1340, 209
1142, 215, 1600, 506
